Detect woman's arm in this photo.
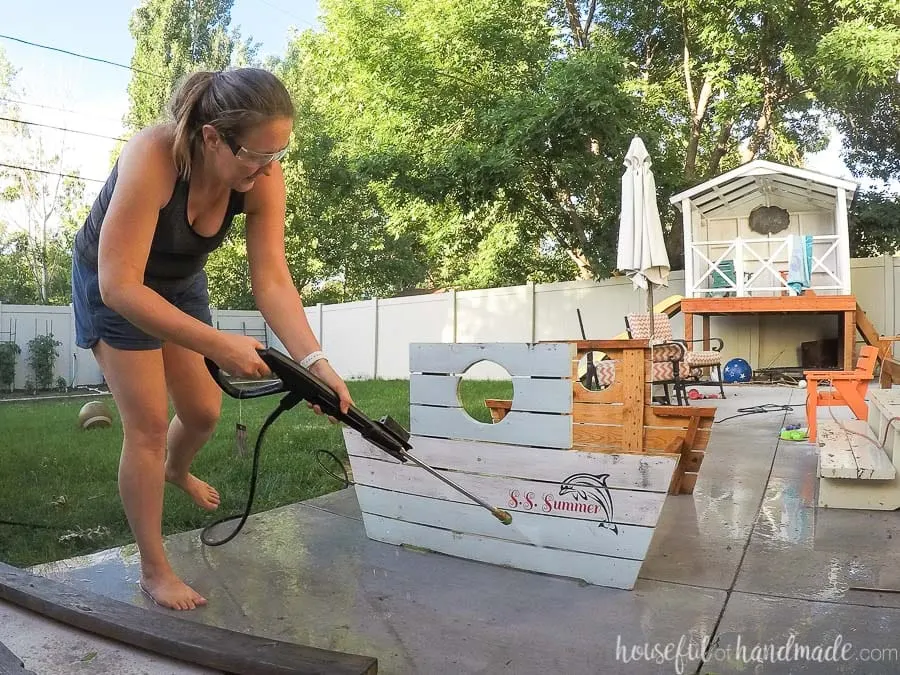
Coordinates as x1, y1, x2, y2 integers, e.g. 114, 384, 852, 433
244, 161, 353, 413
98, 128, 221, 352
97, 127, 269, 378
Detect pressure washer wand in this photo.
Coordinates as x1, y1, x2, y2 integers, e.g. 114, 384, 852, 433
204, 348, 513, 526
401, 451, 513, 525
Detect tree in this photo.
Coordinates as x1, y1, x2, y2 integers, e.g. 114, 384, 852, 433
586, 0, 900, 265
278, 0, 635, 284
0, 47, 85, 305
0, 145, 85, 305
848, 189, 900, 258
124, 0, 261, 132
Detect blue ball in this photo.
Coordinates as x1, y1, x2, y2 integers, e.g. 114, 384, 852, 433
723, 358, 752, 383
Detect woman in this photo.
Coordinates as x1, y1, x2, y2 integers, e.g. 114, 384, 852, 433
71, 67, 353, 611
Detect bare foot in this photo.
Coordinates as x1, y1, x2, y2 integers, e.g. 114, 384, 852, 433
165, 471, 220, 510
140, 573, 207, 611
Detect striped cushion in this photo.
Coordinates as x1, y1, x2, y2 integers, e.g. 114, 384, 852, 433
626, 313, 675, 341
684, 350, 721, 367
648, 343, 683, 362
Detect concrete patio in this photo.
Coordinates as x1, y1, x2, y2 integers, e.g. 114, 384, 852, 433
4, 384, 900, 674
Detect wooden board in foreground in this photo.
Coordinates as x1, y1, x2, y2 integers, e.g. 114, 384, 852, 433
0, 639, 35, 674
0, 562, 377, 675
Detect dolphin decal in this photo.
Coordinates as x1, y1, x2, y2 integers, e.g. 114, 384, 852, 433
559, 473, 619, 534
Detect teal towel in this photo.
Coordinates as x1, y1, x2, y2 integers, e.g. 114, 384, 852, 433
787, 235, 812, 294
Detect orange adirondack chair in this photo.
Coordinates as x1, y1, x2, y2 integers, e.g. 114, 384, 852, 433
804, 345, 879, 442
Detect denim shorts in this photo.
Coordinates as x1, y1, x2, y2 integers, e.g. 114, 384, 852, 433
71, 250, 213, 351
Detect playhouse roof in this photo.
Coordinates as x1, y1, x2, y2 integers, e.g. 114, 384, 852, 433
668, 159, 860, 216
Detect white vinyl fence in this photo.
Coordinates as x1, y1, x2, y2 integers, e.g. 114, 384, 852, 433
1, 255, 897, 389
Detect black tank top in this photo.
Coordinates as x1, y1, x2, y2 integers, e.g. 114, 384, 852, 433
74, 160, 245, 287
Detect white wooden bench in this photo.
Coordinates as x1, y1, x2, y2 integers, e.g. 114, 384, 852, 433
816, 388, 900, 510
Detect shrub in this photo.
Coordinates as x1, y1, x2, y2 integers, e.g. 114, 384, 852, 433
27, 334, 62, 391
0, 342, 20, 392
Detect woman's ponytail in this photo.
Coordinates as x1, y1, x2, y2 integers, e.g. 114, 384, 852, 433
168, 71, 216, 179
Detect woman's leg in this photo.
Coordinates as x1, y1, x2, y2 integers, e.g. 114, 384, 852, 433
93, 339, 208, 611
161, 340, 223, 510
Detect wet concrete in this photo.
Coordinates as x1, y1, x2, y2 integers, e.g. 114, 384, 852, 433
10, 384, 900, 674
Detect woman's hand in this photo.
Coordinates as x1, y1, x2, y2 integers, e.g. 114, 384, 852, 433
209, 334, 271, 379
308, 359, 354, 424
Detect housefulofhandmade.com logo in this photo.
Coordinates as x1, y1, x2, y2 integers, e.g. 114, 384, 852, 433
615, 633, 899, 673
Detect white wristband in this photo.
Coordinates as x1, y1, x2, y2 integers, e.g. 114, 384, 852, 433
299, 350, 327, 369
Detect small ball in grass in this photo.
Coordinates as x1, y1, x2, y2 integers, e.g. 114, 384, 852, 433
797, 380, 807, 389
78, 400, 113, 430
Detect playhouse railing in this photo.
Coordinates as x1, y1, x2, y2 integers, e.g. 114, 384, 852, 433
687, 234, 847, 298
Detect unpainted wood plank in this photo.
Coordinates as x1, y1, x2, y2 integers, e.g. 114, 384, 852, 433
573, 340, 650, 350
347, 455, 670, 528
573, 403, 715, 430
410, 374, 571, 414
0, 640, 35, 674
880, 358, 900, 388
572, 376, 624, 403
361, 514, 645, 590
409, 342, 574, 377
680, 296, 857, 314
410, 404, 572, 449
684, 415, 699, 450
652, 406, 717, 419
620, 347, 645, 453
0, 563, 377, 675
678, 473, 699, 494
572, 423, 711, 453
343, 430, 678, 493
356, 486, 657, 560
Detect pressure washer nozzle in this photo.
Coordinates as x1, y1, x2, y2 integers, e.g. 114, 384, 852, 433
492, 508, 513, 526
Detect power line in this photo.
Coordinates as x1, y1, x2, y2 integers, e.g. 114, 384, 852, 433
0, 34, 165, 80
0, 116, 125, 143
0, 97, 123, 124
0, 162, 106, 184
254, 0, 318, 28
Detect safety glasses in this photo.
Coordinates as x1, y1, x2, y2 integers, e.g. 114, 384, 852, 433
222, 133, 290, 166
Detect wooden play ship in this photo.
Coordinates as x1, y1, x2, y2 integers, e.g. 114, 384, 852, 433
342, 340, 715, 590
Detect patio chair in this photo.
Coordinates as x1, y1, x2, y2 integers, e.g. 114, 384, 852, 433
625, 312, 726, 401
804, 345, 879, 443
624, 314, 688, 405
710, 259, 737, 297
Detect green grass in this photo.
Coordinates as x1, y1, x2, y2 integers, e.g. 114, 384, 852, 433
0, 377, 513, 568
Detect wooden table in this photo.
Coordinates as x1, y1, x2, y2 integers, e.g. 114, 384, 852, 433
680, 295, 858, 371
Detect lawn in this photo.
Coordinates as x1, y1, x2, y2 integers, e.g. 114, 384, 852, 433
0, 377, 512, 568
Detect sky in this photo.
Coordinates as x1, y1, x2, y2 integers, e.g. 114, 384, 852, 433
0, 0, 893, 233
0, 0, 321, 191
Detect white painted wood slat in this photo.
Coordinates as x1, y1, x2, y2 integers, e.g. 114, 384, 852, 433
344, 430, 677, 493
817, 420, 895, 480
409, 373, 572, 414
361, 513, 644, 590
348, 455, 668, 528
409, 342, 574, 377
356, 486, 656, 560
410, 404, 572, 448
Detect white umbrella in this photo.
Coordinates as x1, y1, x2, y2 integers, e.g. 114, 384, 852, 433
616, 136, 670, 338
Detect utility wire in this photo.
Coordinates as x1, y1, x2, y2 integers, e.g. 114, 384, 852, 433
0, 116, 126, 143
0, 97, 123, 124
0, 161, 106, 184
0, 34, 166, 80
255, 0, 317, 26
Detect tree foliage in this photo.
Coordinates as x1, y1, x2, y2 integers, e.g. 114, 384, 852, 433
125, 0, 260, 131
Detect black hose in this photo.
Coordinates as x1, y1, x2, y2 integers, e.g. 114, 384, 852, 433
201, 391, 303, 547
714, 404, 798, 424
315, 449, 353, 488
0, 519, 65, 530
